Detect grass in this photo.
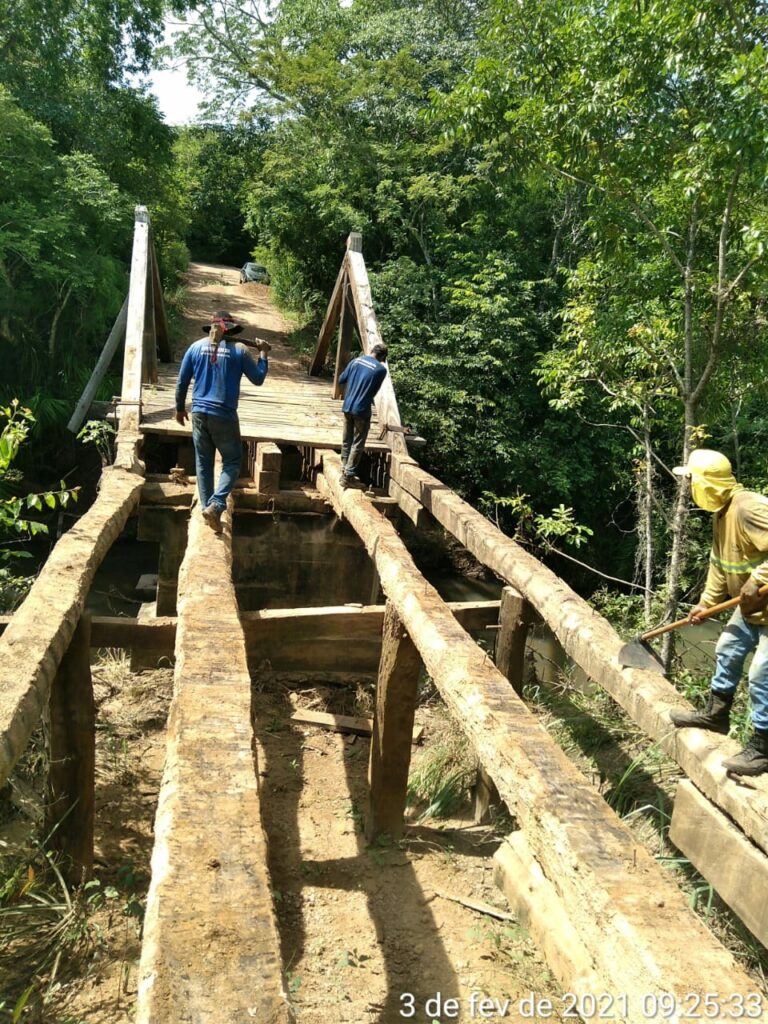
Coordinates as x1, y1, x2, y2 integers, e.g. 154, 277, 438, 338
524, 665, 768, 984
406, 709, 478, 822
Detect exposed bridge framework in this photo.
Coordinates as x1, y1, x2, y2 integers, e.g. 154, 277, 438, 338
0, 206, 766, 1022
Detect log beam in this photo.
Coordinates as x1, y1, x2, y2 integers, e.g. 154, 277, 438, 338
0, 465, 143, 787
46, 614, 95, 885
318, 452, 756, 1010
308, 262, 346, 375
367, 602, 422, 840
390, 453, 768, 856
136, 502, 290, 1024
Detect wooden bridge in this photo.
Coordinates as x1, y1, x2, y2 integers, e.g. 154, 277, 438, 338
1, 207, 767, 1022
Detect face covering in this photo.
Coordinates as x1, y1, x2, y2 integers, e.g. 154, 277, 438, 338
691, 477, 741, 513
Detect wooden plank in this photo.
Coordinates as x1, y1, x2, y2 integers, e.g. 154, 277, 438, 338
390, 453, 768, 857
143, 256, 158, 385
0, 466, 144, 787
137, 501, 290, 1024
141, 480, 332, 513
255, 442, 282, 473
308, 262, 346, 375
670, 780, 768, 948
317, 452, 757, 1010
46, 613, 95, 885
346, 250, 407, 455
495, 585, 535, 696
367, 602, 422, 840
290, 708, 423, 743
67, 295, 128, 435
388, 477, 429, 529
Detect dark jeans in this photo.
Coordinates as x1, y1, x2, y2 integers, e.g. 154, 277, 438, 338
341, 413, 370, 477
191, 412, 242, 511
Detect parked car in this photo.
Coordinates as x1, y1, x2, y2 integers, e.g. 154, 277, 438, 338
240, 262, 270, 284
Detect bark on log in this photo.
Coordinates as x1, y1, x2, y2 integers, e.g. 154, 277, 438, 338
318, 453, 756, 1010
0, 465, 144, 787
390, 453, 768, 855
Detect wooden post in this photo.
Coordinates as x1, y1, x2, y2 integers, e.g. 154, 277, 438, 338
143, 264, 158, 385
495, 585, 535, 696
46, 613, 95, 884
347, 231, 363, 253
67, 296, 129, 435
367, 601, 421, 840
332, 279, 354, 399
308, 262, 346, 376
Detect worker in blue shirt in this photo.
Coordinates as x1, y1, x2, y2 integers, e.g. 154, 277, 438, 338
175, 310, 270, 532
338, 343, 388, 487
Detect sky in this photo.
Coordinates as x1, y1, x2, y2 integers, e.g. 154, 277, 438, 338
141, 17, 208, 126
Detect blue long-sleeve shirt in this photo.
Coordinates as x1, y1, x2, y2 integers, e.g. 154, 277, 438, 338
175, 338, 268, 422
339, 354, 387, 418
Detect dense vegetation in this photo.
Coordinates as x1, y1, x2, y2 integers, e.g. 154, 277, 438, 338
175, 0, 768, 623
3, 0, 768, 622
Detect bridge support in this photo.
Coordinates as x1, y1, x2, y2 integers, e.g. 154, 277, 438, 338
136, 503, 291, 1024
46, 613, 95, 885
367, 602, 421, 840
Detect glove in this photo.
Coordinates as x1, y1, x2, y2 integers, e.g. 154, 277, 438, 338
740, 578, 767, 616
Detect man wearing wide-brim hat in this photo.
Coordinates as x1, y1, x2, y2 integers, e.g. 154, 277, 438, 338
669, 448, 768, 776
175, 310, 270, 533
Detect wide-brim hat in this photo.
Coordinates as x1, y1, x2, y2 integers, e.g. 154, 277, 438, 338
202, 310, 243, 335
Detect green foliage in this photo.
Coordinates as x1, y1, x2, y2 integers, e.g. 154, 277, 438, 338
77, 419, 116, 467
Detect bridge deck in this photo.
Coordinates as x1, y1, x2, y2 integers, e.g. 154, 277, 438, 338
140, 263, 387, 450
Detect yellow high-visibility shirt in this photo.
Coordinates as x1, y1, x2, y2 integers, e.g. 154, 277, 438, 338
701, 489, 768, 625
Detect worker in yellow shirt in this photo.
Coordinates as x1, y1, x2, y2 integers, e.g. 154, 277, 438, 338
670, 450, 768, 776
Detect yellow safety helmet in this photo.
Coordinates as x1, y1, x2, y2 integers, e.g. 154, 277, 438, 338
673, 449, 739, 512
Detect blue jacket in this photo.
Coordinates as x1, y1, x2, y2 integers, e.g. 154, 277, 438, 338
175, 338, 268, 422
339, 355, 387, 418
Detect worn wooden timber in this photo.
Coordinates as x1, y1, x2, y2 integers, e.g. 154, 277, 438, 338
495, 585, 536, 696
308, 261, 346, 375
243, 601, 499, 675
46, 614, 95, 884
67, 296, 129, 435
345, 249, 407, 455
494, 833, 608, 995
0, 466, 144, 787
115, 206, 150, 471
290, 708, 423, 742
137, 503, 290, 1024
390, 453, 768, 855
670, 780, 768, 948
367, 602, 422, 840
318, 453, 756, 1012
141, 478, 331, 513
254, 442, 282, 494
333, 277, 354, 399
149, 238, 171, 362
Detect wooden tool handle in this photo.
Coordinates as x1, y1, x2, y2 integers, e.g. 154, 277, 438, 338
641, 584, 768, 641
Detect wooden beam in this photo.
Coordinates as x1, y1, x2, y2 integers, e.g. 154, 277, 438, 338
388, 477, 430, 529
141, 480, 331, 514
317, 452, 756, 1009
495, 585, 536, 696
142, 254, 158, 385
308, 261, 346, 376
137, 501, 290, 1024
332, 276, 354, 399
390, 453, 768, 857
290, 708, 422, 743
67, 295, 129, 435
0, 466, 144, 787
670, 780, 768, 948
119, 205, 150, 436
494, 833, 607, 995
254, 442, 282, 494
368, 602, 422, 840
46, 613, 95, 885
345, 250, 407, 455
149, 235, 171, 362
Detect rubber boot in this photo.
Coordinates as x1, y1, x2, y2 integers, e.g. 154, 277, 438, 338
669, 690, 733, 734
723, 729, 768, 776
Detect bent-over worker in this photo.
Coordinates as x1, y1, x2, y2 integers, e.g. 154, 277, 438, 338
670, 449, 768, 776
338, 342, 388, 487
175, 310, 270, 533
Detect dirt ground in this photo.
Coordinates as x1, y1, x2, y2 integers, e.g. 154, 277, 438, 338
38, 663, 558, 1024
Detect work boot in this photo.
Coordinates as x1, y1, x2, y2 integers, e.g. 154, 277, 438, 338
723, 730, 768, 776
669, 690, 733, 734
202, 503, 223, 534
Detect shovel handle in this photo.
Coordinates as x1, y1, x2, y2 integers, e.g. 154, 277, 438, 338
641, 584, 768, 641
